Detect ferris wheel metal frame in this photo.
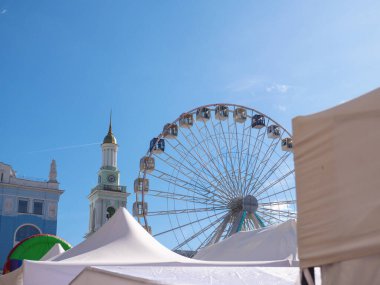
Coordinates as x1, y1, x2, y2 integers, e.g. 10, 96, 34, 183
133, 103, 296, 254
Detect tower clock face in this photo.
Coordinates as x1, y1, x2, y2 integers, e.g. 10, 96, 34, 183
107, 174, 116, 183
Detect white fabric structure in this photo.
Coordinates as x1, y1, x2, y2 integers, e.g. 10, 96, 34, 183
19, 208, 293, 285
40, 243, 66, 261
194, 220, 297, 262
70, 266, 301, 285
293, 88, 380, 284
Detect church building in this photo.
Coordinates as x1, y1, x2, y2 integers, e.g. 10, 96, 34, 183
0, 160, 63, 271
87, 119, 129, 236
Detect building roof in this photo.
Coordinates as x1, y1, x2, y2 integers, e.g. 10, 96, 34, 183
103, 119, 117, 144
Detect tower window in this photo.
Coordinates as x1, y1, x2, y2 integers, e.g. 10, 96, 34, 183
33, 200, 44, 215
18, 199, 28, 213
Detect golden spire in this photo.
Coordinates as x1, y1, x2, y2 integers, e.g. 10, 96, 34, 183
108, 110, 112, 134
103, 111, 117, 144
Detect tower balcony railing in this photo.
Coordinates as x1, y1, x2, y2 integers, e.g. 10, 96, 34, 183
93, 184, 126, 193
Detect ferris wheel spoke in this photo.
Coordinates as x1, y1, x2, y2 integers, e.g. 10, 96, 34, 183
259, 200, 296, 207
177, 129, 231, 196
186, 124, 236, 199
173, 213, 228, 251
260, 205, 296, 215
209, 116, 241, 196
255, 170, 295, 198
249, 151, 291, 195
239, 124, 254, 194
249, 133, 285, 193
201, 118, 239, 197
151, 169, 227, 202
216, 117, 241, 195
148, 189, 223, 206
232, 112, 243, 192
205, 214, 231, 246
164, 138, 231, 203
257, 186, 296, 202
149, 206, 228, 216
255, 213, 271, 225
178, 127, 235, 198
198, 219, 227, 249
241, 128, 265, 196
154, 211, 225, 237
154, 152, 227, 203
256, 210, 287, 223
265, 210, 297, 220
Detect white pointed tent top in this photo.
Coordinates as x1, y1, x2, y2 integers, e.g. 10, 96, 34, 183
54, 207, 190, 264
41, 243, 66, 261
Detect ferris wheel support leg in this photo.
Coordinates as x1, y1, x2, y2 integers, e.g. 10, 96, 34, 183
206, 214, 231, 246
229, 211, 244, 235
254, 212, 265, 227
236, 211, 247, 232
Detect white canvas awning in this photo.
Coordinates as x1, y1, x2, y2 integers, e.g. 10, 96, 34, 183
70, 266, 302, 285
194, 220, 297, 262
293, 88, 380, 268
21, 208, 294, 285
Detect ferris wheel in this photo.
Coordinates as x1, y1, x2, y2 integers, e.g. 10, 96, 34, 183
133, 104, 296, 254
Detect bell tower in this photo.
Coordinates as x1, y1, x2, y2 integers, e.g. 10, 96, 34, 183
86, 116, 129, 236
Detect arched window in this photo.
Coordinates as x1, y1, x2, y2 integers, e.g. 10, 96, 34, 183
14, 224, 41, 243
106, 206, 116, 219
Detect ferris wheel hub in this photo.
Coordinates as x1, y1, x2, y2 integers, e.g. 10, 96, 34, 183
228, 195, 258, 214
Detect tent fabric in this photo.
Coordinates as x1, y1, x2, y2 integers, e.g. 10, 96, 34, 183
320, 253, 380, 285
40, 243, 66, 261
53, 207, 189, 263
22, 208, 294, 285
70, 266, 302, 285
194, 219, 297, 262
0, 267, 23, 285
292, 88, 380, 268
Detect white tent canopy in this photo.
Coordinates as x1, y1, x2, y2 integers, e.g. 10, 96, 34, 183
40, 243, 66, 261
21, 208, 293, 285
194, 219, 297, 262
70, 266, 301, 285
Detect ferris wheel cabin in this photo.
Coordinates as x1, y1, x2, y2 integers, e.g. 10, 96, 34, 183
281, 138, 293, 152
233, 108, 247, 123
196, 107, 211, 122
134, 178, 149, 194
140, 156, 155, 173
133, 201, 148, 217
215, 105, 229, 121
251, 114, 266, 129
163, 123, 178, 139
267, 125, 281, 139
150, 137, 165, 154
179, 113, 194, 128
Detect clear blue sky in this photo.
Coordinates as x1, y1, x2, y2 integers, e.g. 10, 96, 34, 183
1, 0, 379, 246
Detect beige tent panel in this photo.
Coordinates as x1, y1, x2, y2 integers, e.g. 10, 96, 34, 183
0, 267, 23, 285
321, 253, 380, 285
293, 88, 380, 268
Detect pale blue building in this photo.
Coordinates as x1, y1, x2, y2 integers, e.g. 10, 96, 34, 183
0, 161, 63, 271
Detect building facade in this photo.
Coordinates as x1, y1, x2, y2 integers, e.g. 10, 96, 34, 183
87, 120, 129, 236
0, 160, 63, 271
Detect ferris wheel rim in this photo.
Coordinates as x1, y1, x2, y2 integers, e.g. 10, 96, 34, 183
135, 103, 296, 251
